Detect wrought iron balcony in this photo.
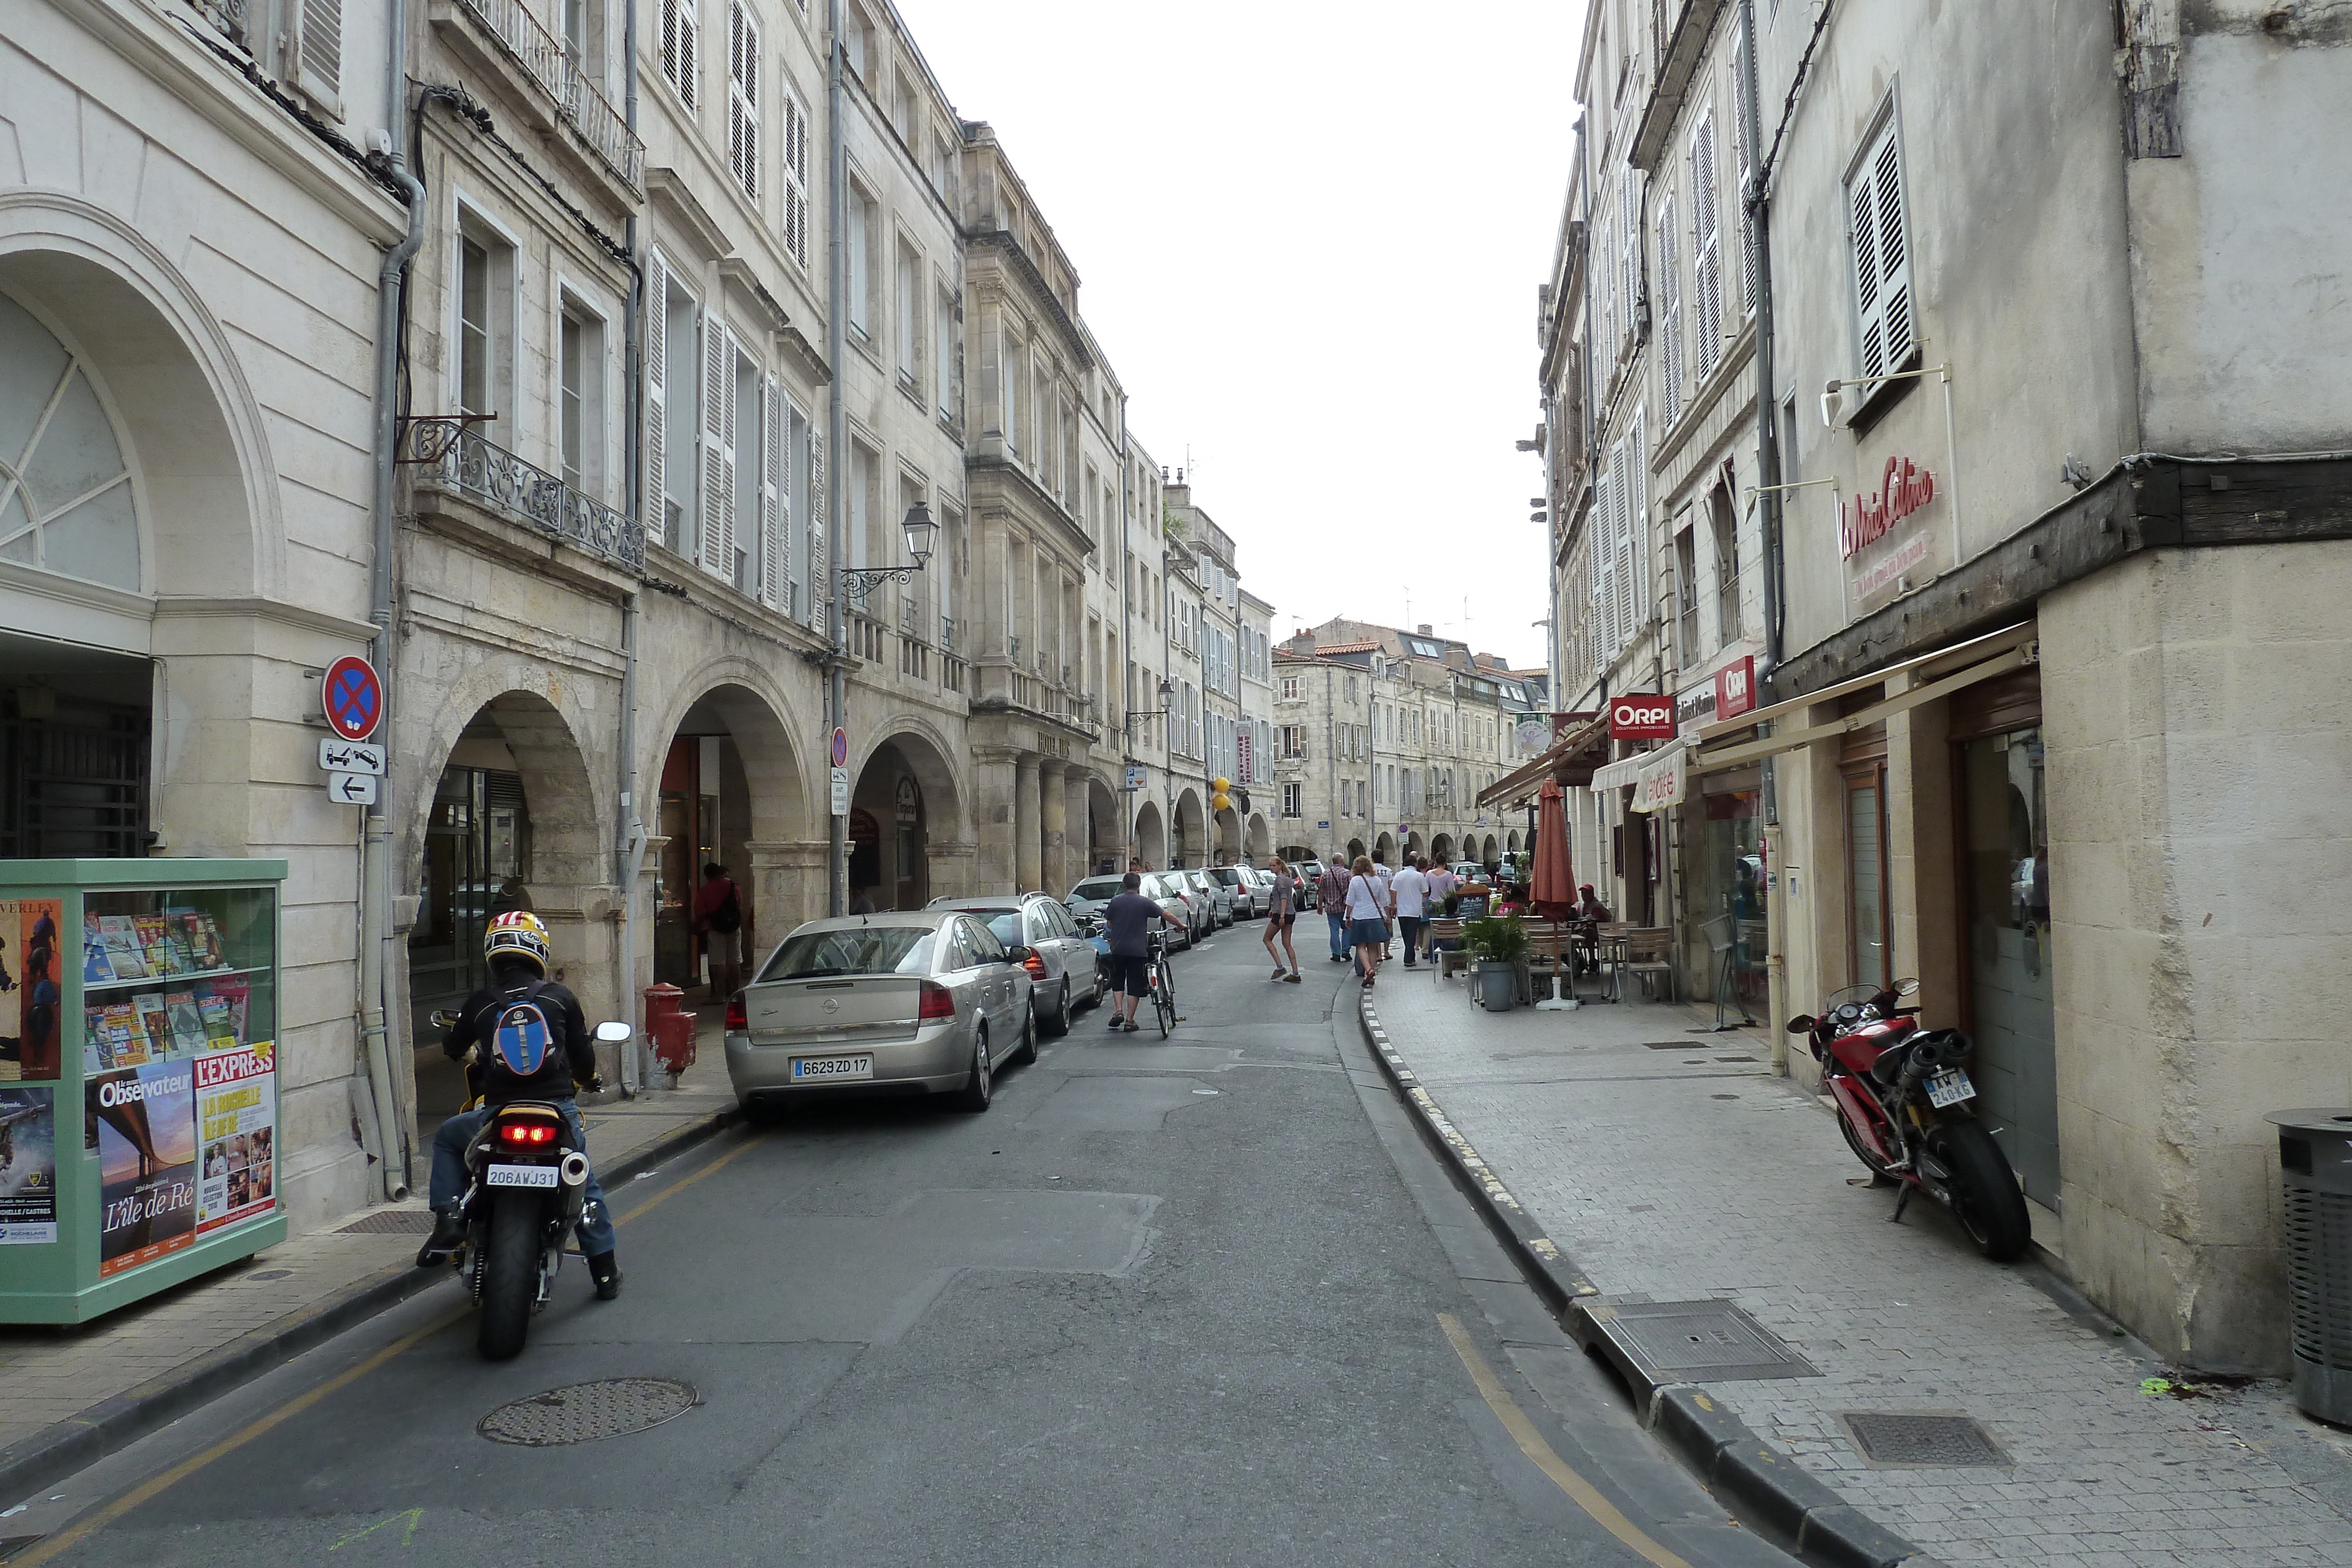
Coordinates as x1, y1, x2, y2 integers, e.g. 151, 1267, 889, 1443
940, 615, 958, 654
456, 0, 644, 190
418, 421, 643, 573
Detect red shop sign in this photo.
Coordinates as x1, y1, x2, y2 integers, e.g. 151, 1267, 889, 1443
1609, 695, 1675, 741
1839, 455, 1936, 560
1713, 655, 1757, 721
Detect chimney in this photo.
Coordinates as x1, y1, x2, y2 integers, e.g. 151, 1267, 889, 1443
1416, 624, 1432, 636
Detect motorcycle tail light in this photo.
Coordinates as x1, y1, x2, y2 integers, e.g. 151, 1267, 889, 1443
917, 981, 956, 1021
497, 1121, 558, 1146
725, 993, 747, 1031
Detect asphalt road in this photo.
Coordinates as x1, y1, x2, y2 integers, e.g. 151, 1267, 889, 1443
6, 923, 1795, 1568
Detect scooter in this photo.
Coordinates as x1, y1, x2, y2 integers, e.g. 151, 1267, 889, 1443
1786, 979, 2033, 1261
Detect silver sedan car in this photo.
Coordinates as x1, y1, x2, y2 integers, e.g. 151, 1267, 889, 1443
724, 912, 1036, 1116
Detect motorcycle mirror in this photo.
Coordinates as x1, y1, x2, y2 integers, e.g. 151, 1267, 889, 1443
1785, 1014, 1815, 1034
1895, 977, 1921, 997
593, 1020, 633, 1043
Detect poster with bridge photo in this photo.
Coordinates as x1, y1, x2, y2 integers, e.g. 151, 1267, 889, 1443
0, 1086, 58, 1245
196, 1039, 278, 1233
88, 1059, 199, 1277
0, 898, 65, 1082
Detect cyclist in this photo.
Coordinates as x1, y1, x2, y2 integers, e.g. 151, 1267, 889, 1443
1102, 872, 1187, 1034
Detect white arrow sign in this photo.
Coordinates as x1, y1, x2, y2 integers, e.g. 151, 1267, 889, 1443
319, 738, 386, 776
329, 771, 379, 805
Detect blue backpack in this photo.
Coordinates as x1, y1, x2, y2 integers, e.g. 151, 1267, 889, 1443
487, 983, 557, 1077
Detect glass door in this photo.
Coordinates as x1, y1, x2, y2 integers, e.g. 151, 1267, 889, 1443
1845, 766, 1889, 990
1962, 726, 2060, 1205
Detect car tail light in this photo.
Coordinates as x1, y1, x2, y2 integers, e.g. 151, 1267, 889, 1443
497, 1119, 559, 1147
1021, 952, 1048, 980
918, 982, 956, 1021
725, 993, 747, 1031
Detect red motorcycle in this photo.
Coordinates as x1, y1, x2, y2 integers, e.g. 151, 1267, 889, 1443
1788, 978, 2032, 1261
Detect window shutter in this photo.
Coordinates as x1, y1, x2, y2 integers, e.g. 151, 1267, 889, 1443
1621, 174, 1641, 342
1732, 22, 1758, 314
1849, 118, 1914, 380
807, 424, 826, 612
760, 375, 783, 609
643, 253, 669, 534
701, 311, 730, 576
679, 1, 699, 111
1611, 440, 1634, 660
1692, 111, 1722, 376
728, 4, 758, 200
783, 95, 811, 269
1590, 470, 1613, 668
293, 0, 343, 111
1656, 192, 1682, 426
1628, 411, 1649, 643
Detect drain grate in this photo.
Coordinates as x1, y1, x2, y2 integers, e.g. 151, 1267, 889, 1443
479, 1378, 699, 1446
1642, 1041, 1691, 1049
1578, 1299, 1819, 1390
1840, 1411, 2009, 1468
336, 1210, 435, 1234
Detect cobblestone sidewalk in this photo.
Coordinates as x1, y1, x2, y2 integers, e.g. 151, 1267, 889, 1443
0, 1016, 734, 1476
1372, 971, 2352, 1568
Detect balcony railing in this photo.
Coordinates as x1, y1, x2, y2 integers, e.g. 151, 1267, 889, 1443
431, 425, 643, 572
457, 0, 644, 190
186, 0, 246, 36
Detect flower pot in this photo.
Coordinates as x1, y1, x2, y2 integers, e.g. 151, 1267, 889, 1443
1474, 959, 1518, 1011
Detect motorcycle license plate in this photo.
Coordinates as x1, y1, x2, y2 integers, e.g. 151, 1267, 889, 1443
1925, 1068, 1977, 1108
485, 1163, 559, 1188
791, 1054, 874, 1082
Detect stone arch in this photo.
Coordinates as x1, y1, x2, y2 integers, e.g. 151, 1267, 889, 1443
1345, 837, 1367, 864
849, 724, 969, 910
1481, 833, 1498, 865
1431, 833, 1455, 864
1212, 804, 1240, 863
846, 711, 968, 848
1085, 774, 1122, 878
1406, 831, 1426, 862
1246, 813, 1271, 861
1375, 831, 1396, 865
1172, 787, 1205, 868
1134, 800, 1167, 869
639, 658, 817, 846
1506, 830, 1523, 858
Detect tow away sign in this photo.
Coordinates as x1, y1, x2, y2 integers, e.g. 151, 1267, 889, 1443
319, 739, 385, 775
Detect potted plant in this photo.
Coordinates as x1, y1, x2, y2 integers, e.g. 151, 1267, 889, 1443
1465, 915, 1528, 1011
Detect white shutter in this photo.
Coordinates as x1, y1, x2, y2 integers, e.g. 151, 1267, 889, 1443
1850, 117, 1915, 380
760, 375, 782, 609
293, 0, 343, 111
1693, 111, 1722, 376
643, 252, 668, 536
807, 424, 826, 614
1732, 21, 1758, 315
701, 310, 730, 576
727, 4, 758, 200
1656, 192, 1682, 427
679, 0, 699, 111
1589, 471, 1613, 668
1621, 174, 1641, 342
1611, 440, 1633, 660
1628, 411, 1649, 644
783, 95, 811, 269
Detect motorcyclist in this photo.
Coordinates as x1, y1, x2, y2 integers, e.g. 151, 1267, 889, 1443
415, 911, 621, 1300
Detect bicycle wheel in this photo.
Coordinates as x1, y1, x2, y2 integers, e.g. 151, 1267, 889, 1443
1153, 961, 1175, 1037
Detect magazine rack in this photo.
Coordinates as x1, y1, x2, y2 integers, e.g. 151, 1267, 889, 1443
0, 859, 288, 1323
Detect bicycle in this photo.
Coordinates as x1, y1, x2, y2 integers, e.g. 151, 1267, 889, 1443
1150, 932, 1177, 1037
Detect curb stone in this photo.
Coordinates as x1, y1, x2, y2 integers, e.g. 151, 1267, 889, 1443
1354, 994, 1947, 1568
0, 1102, 741, 1506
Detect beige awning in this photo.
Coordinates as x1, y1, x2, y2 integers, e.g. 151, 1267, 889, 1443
1689, 622, 2039, 775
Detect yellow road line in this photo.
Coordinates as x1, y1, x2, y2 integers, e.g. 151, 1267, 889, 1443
1436, 1312, 1696, 1568
17, 1126, 762, 1565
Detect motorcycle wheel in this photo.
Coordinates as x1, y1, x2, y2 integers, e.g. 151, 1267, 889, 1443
477, 1192, 539, 1360
1929, 1120, 2033, 1262
1836, 1097, 1899, 1186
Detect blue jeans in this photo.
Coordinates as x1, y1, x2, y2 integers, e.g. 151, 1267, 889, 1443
1327, 910, 1349, 958
429, 1100, 614, 1257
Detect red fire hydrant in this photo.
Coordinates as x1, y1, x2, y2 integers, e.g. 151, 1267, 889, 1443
643, 983, 696, 1079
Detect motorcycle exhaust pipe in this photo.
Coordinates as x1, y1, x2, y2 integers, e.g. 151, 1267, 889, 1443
559, 1151, 591, 1188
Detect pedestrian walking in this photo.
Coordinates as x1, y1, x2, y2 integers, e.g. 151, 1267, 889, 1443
1261, 856, 1301, 982
1102, 872, 1187, 1033
1318, 858, 1353, 964
1344, 855, 1390, 989
691, 862, 746, 999
1371, 859, 1396, 958
1426, 860, 1458, 915
1392, 855, 1431, 968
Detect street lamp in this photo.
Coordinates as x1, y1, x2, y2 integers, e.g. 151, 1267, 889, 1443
838, 500, 938, 606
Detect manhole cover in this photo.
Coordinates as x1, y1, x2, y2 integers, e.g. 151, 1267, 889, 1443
336, 1210, 435, 1234
1579, 1299, 1818, 1389
478, 1378, 699, 1446
1840, 1412, 2009, 1467
1642, 1041, 1689, 1049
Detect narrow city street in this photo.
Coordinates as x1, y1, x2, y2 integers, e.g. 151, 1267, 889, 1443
1, 937, 1793, 1568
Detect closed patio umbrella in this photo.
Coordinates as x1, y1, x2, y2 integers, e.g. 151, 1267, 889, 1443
1531, 778, 1575, 922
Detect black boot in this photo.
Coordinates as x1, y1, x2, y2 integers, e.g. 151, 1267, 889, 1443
415, 1208, 466, 1267
588, 1251, 622, 1300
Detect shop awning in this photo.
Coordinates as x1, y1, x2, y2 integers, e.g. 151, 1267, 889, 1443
1588, 740, 1690, 813
1478, 712, 1609, 808
1688, 621, 2037, 775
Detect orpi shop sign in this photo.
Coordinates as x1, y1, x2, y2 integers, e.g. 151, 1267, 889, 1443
1713, 655, 1757, 720
1609, 694, 1675, 741
1839, 456, 1936, 560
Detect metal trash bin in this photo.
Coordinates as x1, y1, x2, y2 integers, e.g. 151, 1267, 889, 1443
2269, 1109, 2352, 1425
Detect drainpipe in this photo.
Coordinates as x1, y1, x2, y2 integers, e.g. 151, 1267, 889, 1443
1738, 0, 1791, 1066
1118, 404, 1134, 862
615, 0, 646, 1091
823, 0, 849, 916
363, 0, 427, 1199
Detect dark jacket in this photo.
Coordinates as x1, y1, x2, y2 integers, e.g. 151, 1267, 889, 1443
442, 960, 596, 1106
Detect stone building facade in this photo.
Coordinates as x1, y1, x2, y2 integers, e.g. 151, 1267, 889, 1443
1524, 0, 2352, 1372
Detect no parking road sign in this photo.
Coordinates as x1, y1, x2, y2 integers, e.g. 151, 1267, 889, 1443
323, 655, 383, 741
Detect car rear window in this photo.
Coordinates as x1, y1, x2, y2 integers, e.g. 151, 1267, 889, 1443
760, 927, 937, 980
1208, 868, 1241, 885
1070, 878, 1124, 902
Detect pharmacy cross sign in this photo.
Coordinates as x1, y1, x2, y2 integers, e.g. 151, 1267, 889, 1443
323, 656, 383, 742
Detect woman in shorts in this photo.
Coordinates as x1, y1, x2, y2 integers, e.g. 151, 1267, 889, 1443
1261, 858, 1302, 982
1344, 855, 1392, 988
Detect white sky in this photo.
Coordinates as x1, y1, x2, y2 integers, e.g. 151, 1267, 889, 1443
892, 0, 1590, 673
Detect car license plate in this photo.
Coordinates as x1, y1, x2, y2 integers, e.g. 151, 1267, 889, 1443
1925, 1068, 1976, 1108
485, 1163, 559, 1188
791, 1054, 874, 1082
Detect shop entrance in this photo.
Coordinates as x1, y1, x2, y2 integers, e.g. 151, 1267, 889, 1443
1689, 775, 1768, 1009
848, 740, 932, 911
409, 765, 532, 1019
0, 632, 151, 859
1960, 708, 2059, 1207
1842, 723, 1892, 991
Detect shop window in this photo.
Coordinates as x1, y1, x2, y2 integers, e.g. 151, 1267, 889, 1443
408, 766, 532, 1024
0, 684, 149, 859
1710, 482, 1742, 644
1844, 763, 1889, 989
